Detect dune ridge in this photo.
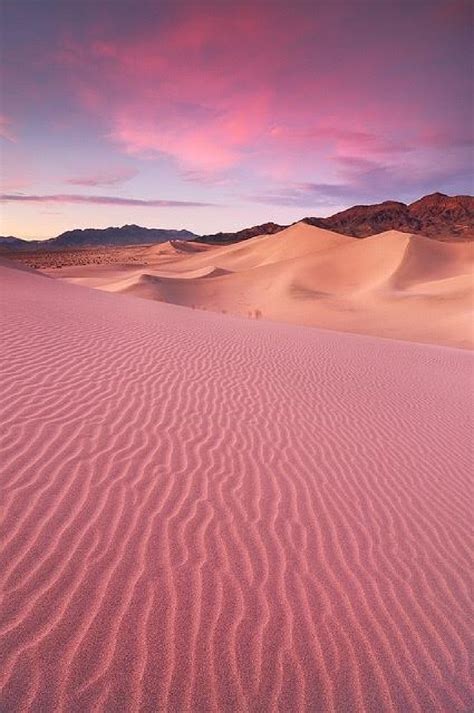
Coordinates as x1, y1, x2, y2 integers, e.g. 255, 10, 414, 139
39, 223, 474, 348
0, 262, 473, 711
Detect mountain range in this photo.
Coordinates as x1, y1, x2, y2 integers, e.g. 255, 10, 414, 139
200, 193, 474, 243
1, 192, 472, 251
302, 192, 474, 241
0, 225, 198, 251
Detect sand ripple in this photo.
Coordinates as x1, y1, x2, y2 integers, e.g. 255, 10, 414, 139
0, 265, 473, 712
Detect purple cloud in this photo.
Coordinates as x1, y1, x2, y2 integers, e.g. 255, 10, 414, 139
65, 168, 139, 186
0, 193, 217, 207
248, 183, 353, 208
250, 155, 473, 209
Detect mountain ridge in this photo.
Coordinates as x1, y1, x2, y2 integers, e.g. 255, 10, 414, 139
302, 192, 474, 241
0, 225, 198, 251
1, 192, 472, 250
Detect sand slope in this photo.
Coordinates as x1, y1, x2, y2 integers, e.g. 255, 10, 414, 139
0, 263, 473, 711
42, 223, 474, 348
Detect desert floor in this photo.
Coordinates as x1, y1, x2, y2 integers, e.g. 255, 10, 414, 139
0, 259, 473, 711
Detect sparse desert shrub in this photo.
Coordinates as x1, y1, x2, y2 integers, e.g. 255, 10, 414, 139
255, 309, 262, 320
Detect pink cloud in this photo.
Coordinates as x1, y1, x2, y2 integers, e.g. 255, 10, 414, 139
267, 125, 412, 162
4, 0, 470, 202
50, 5, 301, 174
0, 193, 216, 207
417, 130, 474, 149
108, 93, 272, 172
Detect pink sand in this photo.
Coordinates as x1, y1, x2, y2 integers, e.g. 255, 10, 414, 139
0, 263, 473, 712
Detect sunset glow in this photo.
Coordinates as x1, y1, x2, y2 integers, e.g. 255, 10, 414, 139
1, 0, 472, 237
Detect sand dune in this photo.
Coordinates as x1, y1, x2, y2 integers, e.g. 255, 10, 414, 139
40, 223, 474, 348
0, 262, 473, 711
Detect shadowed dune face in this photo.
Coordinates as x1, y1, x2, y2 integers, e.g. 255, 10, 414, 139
0, 263, 473, 711
35, 223, 474, 348
389, 237, 474, 289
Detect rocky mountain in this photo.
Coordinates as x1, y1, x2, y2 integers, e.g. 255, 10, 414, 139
0, 225, 198, 251
196, 222, 284, 245
199, 193, 474, 244
407, 193, 473, 239
303, 193, 474, 240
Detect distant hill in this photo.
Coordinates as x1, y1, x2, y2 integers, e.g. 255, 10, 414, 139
0, 225, 198, 251
196, 222, 284, 245
196, 193, 474, 245
303, 193, 474, 241
0, 236, 31, 249
1, 193, 472, 251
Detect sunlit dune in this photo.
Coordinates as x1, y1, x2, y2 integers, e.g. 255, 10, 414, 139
38, 223, 474, 348
1, 261, 472, 711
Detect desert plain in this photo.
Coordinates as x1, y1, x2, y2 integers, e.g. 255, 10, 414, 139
0, 223, 473, 711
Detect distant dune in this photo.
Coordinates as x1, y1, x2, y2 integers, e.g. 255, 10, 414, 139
1, 261, 473, 710
34, 222, 474, 348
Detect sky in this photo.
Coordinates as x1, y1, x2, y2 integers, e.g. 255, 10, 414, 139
0, 0, 472, 239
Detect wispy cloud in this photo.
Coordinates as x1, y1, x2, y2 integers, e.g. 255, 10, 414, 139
269, 125, 412, 157
0, 193, 217, 207
249, 155, 473, 209
249, 183, 353, 208
65, 167, 139, 186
